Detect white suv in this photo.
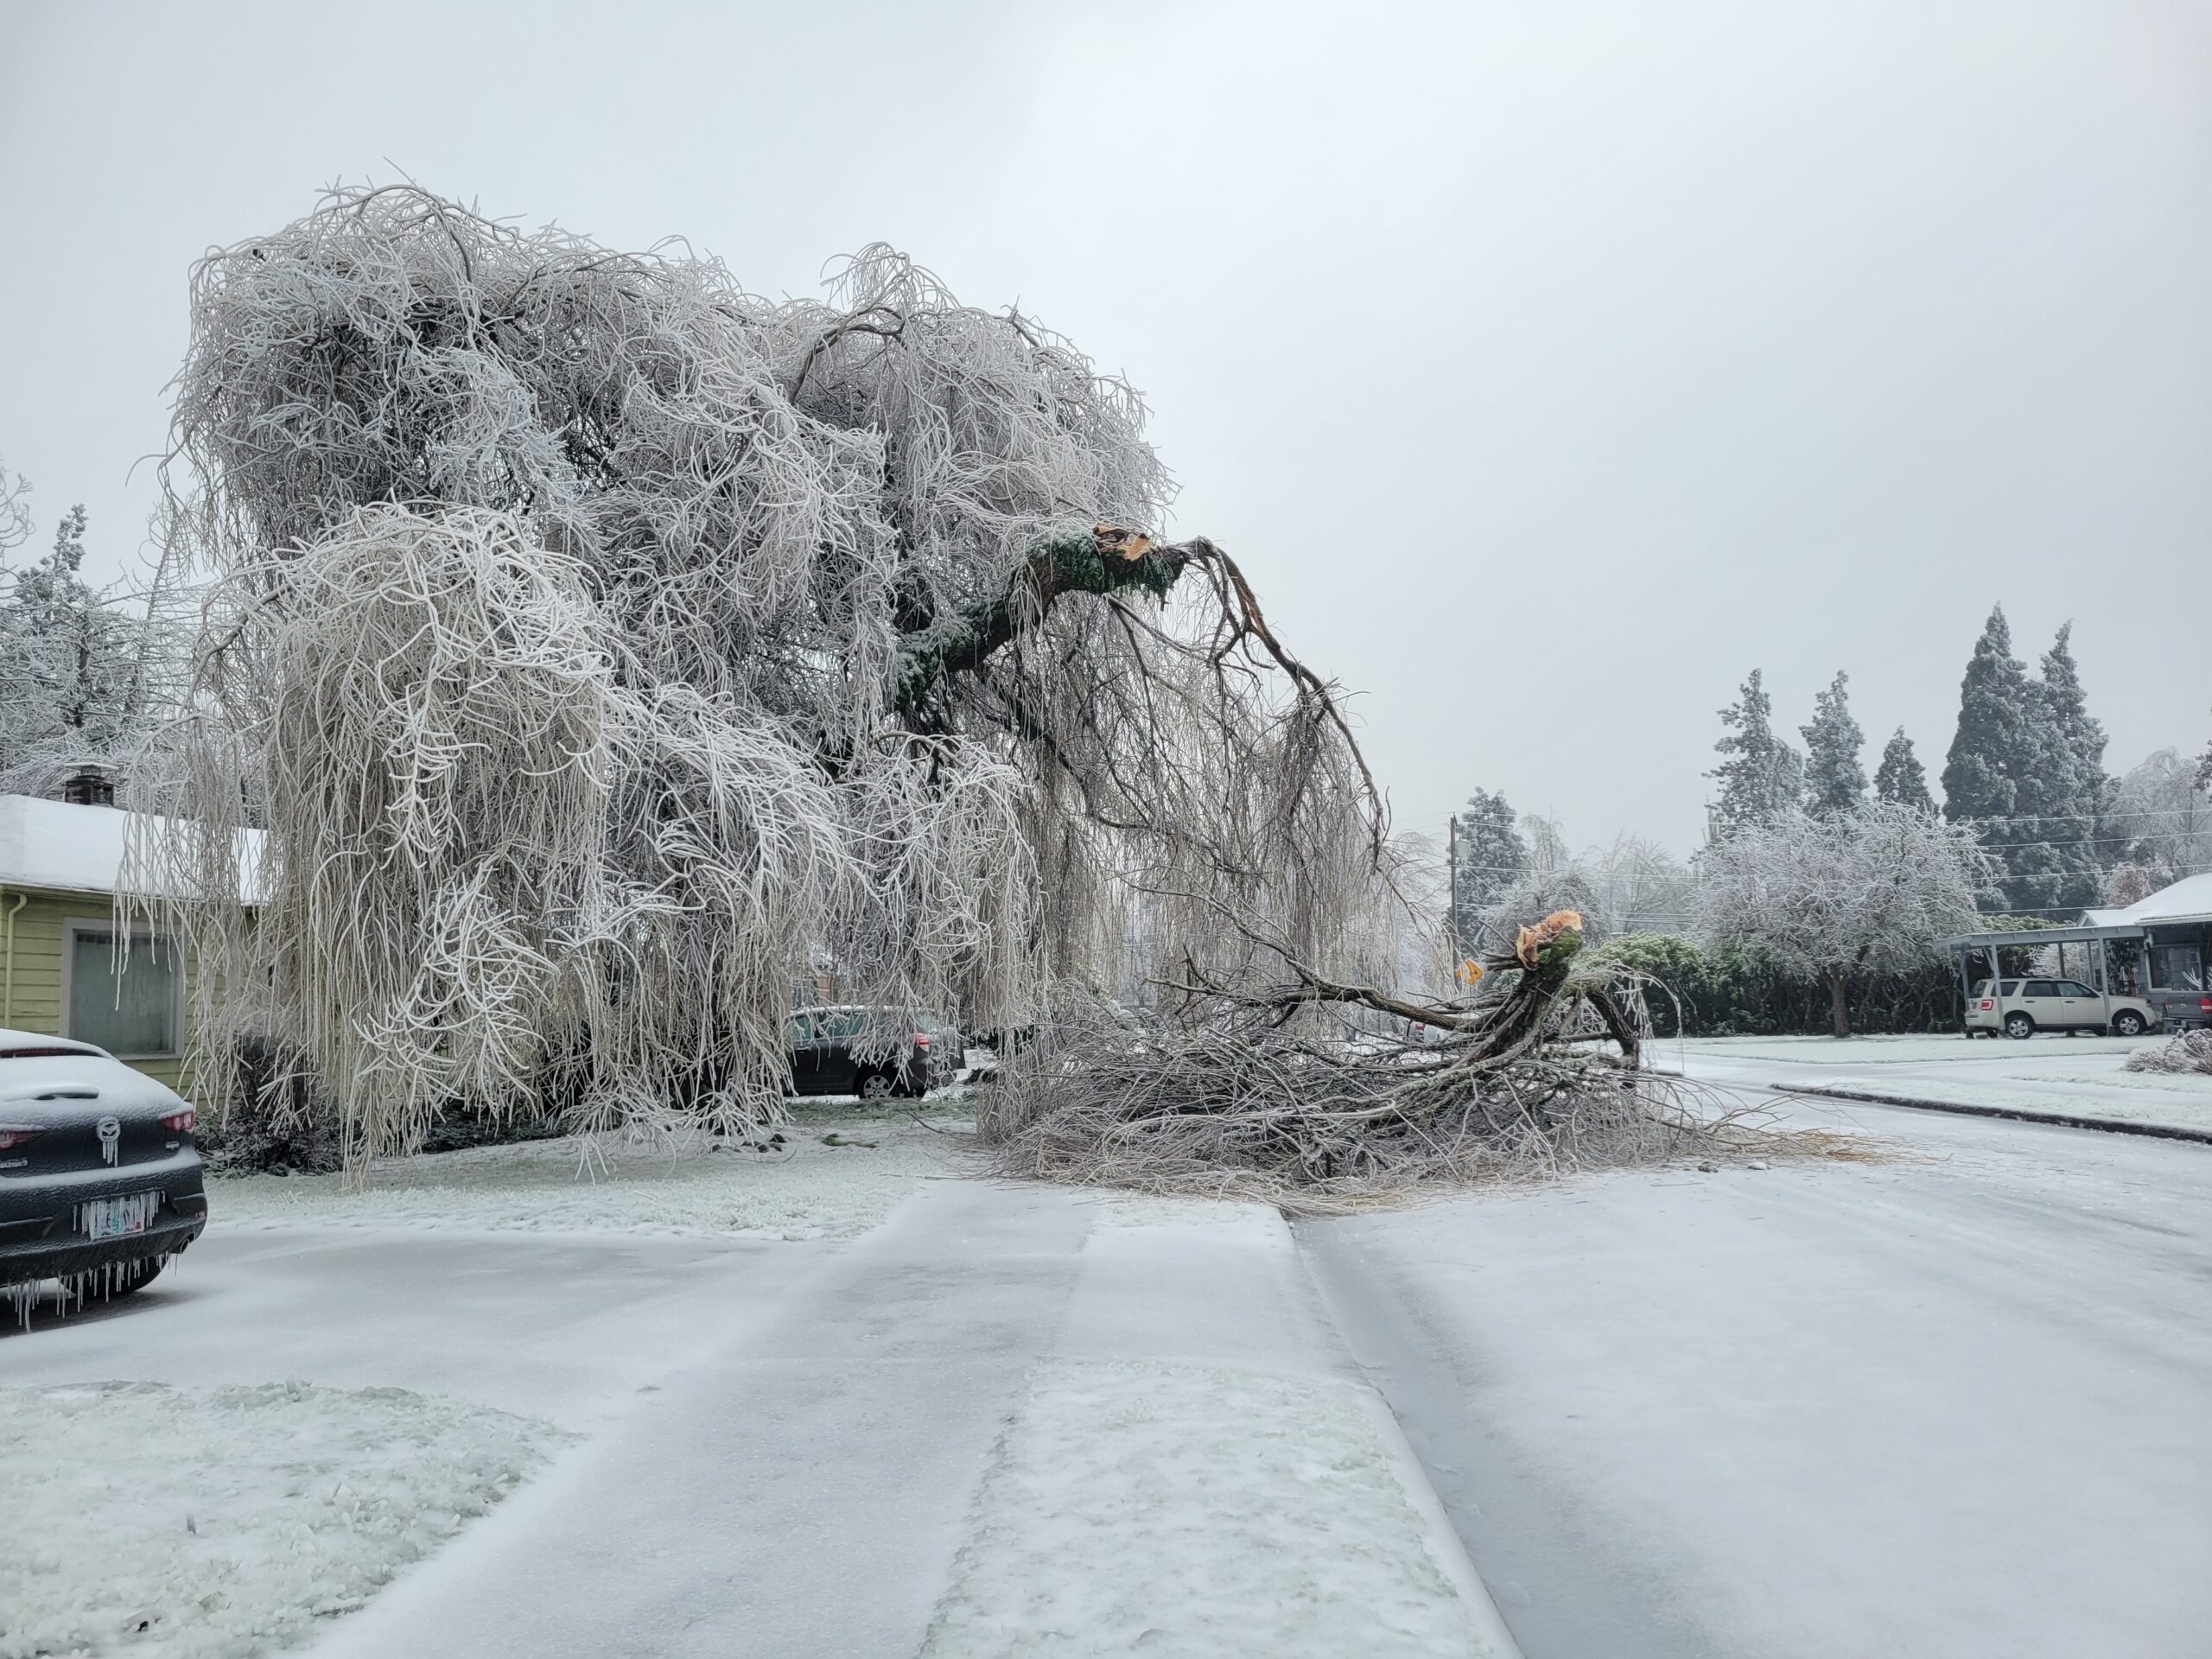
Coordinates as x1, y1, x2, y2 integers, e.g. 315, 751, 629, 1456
1966, 977, 2158, 1039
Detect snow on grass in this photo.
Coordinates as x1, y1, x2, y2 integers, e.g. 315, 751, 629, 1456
1787, 1075, 2212, 1135
0, 1380, 564, 1659
212, 1113, 976, 1240
919, 1361, 1508, 1659
1672, 1033, 2162, 1066
2019, 1068, 2212, 1098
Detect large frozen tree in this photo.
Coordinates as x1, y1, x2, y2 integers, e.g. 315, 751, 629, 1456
128, 185, 1778, 1197
126, 185, 1399, 1173
1697, 803, 1991, 1037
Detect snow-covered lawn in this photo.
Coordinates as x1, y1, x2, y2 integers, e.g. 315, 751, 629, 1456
1669, 1033, 2161, 1066
212, 1113, 975, 1239
1787, 1074, 2212, 1135
920, 1360, 1509, 1659
0, 1381, 564, 1659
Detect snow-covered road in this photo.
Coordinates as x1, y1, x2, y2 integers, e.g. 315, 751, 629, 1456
1304, 1092, 2212, 1659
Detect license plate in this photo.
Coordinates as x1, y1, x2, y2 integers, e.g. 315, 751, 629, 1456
78, 1192, 161, 1240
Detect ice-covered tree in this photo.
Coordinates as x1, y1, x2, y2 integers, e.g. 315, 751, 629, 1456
1697, 802, 1991, 1037
2024, 623, 2111, 906
1448, 789, 1527, 955
2105, 747, 2212, 893
1874, 728, 1931, 810
2101, 861, 2159, 909
0, 503, 157, 794
1942, 607, 2035, 824
1799, 671, 1866, 818
0, 453, 30, 557
1581, 833, 1694, 938
1707, 670, 1804, 836
1942, 608, 2107, 916
2037, 626, 2108, 814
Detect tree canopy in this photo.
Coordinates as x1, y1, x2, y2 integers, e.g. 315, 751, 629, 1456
131, 185, 1389, 1173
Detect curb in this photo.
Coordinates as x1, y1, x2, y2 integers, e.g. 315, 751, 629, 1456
1351, 1382, 1529, 1659
1777, 1083, 2212, 1147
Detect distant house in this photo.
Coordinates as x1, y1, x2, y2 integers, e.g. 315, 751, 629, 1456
0, 794, 261, 1104
2085, 873, 2212, 1029
1942, 871, 2212, 1033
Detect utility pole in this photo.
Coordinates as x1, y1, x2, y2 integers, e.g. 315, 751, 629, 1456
1448, 810, 1460, 960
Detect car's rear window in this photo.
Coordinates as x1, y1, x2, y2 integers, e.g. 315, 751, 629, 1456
1971, 981, 1992, 997
0, 1044, 101, 1060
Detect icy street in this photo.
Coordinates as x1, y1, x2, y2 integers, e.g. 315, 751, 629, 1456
1307, 1090, 2212, 1659
5, 1096, 2209, 1659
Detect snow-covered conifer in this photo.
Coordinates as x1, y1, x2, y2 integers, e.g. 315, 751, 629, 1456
1799, 671, 1866, 818
1708, 670, 1804, 835
1447, 789, 1526, 953
1873, 728, 1931, 810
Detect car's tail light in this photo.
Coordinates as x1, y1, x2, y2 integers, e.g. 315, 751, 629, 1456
2200, 997, 2212, 1015
0, 1125, 41, 1151
1978, 1000, 1993, 1010
912, 1033, 931, 1048
160, 1109, 195, 1134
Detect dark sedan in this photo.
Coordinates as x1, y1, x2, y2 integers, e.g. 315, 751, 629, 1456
786, 1007, 958, 1099
1, 1030, 208, 1314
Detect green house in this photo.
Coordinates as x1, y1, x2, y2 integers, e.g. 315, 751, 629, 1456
0, 793, 247, 1106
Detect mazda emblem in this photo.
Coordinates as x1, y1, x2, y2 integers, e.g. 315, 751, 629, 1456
96, 1116, 121, 1166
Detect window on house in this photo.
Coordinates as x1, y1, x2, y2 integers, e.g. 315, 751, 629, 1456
2150, 945, 2204, 994
66, 926, 179, 1057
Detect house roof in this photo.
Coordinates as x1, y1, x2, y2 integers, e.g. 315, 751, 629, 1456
0, 794, 264, 902
2085, 871, 2212, 931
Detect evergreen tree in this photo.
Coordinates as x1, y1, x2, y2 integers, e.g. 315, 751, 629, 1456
1941, 608, 2114, 916
1873, 728, 1932, 810
2023, 623, 2110, 909
1942, 607, 2043, 911
1448, 789, 1528, 954
1708, 670, 1804, 836
1799, 671, 1866, 817
1942, 607, 2036, 825
2195, 709, 2210, 795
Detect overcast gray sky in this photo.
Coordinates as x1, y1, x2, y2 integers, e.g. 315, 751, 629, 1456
2, 0, 2205, 853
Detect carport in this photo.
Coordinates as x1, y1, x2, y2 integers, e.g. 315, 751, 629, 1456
1941, 870, 2212, 1033
1937, 921, 2147, 1012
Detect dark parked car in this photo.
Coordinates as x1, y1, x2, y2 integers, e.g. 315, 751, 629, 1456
785, 1007, 957, 1099
1, 1030, 208, 1310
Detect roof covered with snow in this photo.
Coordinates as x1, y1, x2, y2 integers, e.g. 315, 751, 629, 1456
2084, 871, 2212, 930
0, 794, 264, 902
